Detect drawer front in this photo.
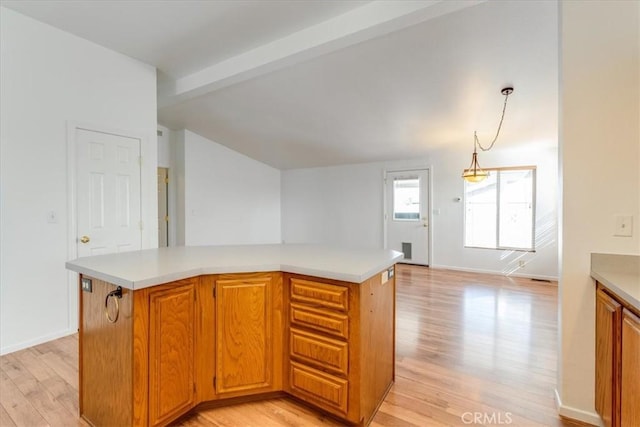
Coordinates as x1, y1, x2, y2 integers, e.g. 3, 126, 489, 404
290, 303, 349, 339
290, 278, 348, 312
290, 361, 348, 414
290, 328, 348, 376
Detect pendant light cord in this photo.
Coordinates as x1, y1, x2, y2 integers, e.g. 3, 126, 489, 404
475, 89, 511, 152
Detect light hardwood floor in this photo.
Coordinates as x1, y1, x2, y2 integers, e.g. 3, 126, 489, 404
0, 265, 592, 426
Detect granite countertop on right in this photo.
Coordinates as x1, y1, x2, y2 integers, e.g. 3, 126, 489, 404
591, 253, 640, 311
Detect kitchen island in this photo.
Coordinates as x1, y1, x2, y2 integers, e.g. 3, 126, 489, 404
66, 245, 403, 427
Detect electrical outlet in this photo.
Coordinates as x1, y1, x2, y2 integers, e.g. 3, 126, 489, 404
381, 270, 389, 284
518, 260, 525, 268
81, 277, 92, 293
614, 215, 633, 237
47, 210, 58, 223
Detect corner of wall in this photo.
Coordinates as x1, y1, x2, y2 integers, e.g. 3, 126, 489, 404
554, 389, 603, 426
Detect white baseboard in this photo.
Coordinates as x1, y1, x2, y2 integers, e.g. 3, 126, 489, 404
0, 328, 77, 356
429, 264, 558, 282
554, 389, 602, 426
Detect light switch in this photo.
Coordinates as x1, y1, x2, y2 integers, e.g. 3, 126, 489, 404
47, 210, 58, 223
614, 215, 633, 237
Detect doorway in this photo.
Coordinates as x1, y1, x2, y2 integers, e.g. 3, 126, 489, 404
384, 169, 431, 265
157, 167, 169, 247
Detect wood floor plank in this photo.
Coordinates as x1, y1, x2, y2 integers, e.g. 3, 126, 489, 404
0, 369, 48, 426
38, 374, 82, 419
5, 352, 81, 427
0, 404, 17, 427
39, 350, 77, 389
0, 265, 594, 427
20, 348, 55, 382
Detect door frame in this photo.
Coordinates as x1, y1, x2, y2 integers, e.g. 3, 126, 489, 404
382, 167, 433, 266
157, 167, 170, 247
66, 121, 150, 331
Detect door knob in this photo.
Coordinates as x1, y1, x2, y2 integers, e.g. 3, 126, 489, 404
80, 236, 90, 244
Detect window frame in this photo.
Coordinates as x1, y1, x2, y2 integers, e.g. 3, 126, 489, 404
392, 175, 421, 222
463, 166, 537, 252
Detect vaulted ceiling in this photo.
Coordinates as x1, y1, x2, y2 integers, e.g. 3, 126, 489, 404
2, 0, 558, 169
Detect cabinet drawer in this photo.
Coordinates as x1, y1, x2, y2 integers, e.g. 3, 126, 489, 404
290, 328, 348, 376
290, 279, 348, 312
290, 303, 349, 339
290, 361, 348, 414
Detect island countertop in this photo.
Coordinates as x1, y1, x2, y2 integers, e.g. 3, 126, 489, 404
66, 244, 404, 290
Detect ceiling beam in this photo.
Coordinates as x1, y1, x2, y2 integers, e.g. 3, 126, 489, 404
158, 0, 484, 108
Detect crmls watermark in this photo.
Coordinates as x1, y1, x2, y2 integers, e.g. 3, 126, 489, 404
461, 412, 513, 425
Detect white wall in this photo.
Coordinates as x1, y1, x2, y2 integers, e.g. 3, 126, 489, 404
282, 162, 385, 249
175, 130, 281, 245
0, 8, 157, 354
157, 125, 172, 168
558, 1, 640, 423
282, 143, 559, 279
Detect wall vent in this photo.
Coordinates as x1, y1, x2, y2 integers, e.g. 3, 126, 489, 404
401, 242, 412, 260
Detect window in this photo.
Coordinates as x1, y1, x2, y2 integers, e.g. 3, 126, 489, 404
393, 177, 420, 220
464, 167, 535, 251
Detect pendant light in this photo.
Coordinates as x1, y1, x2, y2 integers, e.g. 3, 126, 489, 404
462, 87, 514, 182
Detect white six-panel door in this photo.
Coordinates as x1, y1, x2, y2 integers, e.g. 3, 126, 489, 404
76, 128, 142, 257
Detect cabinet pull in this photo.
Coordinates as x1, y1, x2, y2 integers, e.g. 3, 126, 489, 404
104, 287, 123, 323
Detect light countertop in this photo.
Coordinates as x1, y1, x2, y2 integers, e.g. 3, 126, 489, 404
66, 244, 404, 290
591, 253, 640, 311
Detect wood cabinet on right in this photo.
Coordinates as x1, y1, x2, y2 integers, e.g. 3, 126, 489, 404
620, 309, 640, 427
595, 283, 640, 427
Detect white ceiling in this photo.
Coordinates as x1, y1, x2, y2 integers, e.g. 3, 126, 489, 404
2, 0, 558, 170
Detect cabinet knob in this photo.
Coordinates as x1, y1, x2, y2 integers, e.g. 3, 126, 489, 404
80, 235, 90, 244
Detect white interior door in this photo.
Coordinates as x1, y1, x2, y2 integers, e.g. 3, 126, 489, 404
76, 128, 142, 257
385, 169, 430, 265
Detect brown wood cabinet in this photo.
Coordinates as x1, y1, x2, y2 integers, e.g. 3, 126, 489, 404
148, 284, 196, 426
620, 309, 640, 427
596, 287, 622, 427
287, 277, 353, 418
79, 267, 394, 427
285, 271, 395, 425
193, 273, 283, 404
79, 277, 199, 427
215, 275, 274, 394
595, 283, 640, 427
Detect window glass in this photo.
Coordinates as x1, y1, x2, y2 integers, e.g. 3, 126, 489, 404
499, 170, 534, 249
464, 173, 497, 248
464, 168, 535, 251
393, 178, 420, 220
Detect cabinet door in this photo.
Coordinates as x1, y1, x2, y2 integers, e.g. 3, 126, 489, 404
621, 309, 640, 427
216, 276, 272, 394
148, 283, 196, 426
595, 288, 622, 427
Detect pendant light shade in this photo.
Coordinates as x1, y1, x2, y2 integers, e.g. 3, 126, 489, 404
462, 87, 513, 183
462, 151, 488, 182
